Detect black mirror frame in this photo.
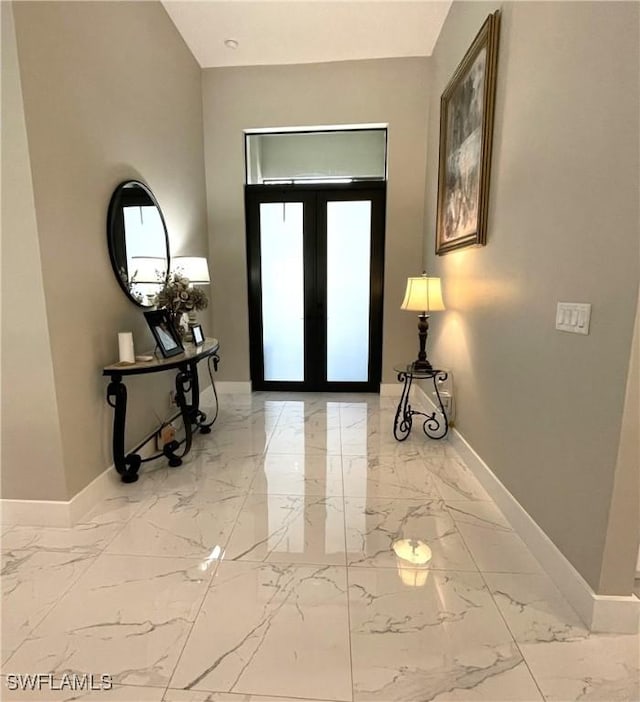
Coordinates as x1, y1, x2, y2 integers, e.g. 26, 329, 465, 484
107, 180, 171, 308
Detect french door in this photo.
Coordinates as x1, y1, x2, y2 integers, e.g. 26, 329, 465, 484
245, 183, 386, 392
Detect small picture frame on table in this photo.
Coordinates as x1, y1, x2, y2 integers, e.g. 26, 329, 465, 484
143, 309, 184, 358
191, 324, 205, 346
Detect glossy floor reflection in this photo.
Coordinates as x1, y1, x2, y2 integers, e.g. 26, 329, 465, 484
2, 392, 638, 701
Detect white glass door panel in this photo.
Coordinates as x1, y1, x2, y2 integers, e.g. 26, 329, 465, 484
246, 186, 384, 390
260, 202, 304, 381
326, 201, 372, 382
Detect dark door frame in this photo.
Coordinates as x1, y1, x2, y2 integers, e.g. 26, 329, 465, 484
245, 182, 386, 393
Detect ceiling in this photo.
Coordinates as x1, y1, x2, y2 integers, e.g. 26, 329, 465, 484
162, 1, 452, 68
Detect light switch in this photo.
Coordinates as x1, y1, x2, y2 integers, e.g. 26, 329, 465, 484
556, 302, 591, 335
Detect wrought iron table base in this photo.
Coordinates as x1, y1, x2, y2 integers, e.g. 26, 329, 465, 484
104, 342, 220, 484
393, 367, 449, 441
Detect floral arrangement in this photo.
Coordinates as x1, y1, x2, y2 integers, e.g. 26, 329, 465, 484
156, 271, 208, 336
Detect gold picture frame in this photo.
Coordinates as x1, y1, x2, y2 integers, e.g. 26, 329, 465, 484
436, 11, 501, 255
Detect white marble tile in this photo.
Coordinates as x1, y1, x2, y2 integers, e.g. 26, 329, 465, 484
418, 438, 460, 460
250, 454, 343, 497
342, 454, 441, 500
164, 692, 336, 702
0, 522, 123, 556
348, 567, 542, 701
483, 574, 640, 698
8, 392, 634, 702
267, 424, 341, 456
79, 494, 147, 525
146, 452, 259, 489
456, 522, 543, 574
213, 403, 282, 429
4, 554, 214, 688
446, 500, 512, 532
427, 668, 544, 701
340, 413, 398, 456
342, 433, 430, 459
2, 549, 96, 664
339, 404, 379, 432
340, 402, 453, 455
105, 492, 245, 558
279, 400, 342, 427
225, 495, 345, 566
519, 634, 639, 701
0, 679, 164, 701
176, 454, 261, 497
484, 572, 588, 643
206, 412, 281, 445
426, 454, 491, 501
218, 397, 285, 416
169, 561, 351, 701
201, 427, 272, 455
344, 498, 476, 571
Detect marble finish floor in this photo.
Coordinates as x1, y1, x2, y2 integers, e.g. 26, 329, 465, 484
2, 393, 638, 701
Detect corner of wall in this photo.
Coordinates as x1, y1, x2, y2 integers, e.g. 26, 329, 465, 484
599, 289, 640, 594
1, 0, 67, 502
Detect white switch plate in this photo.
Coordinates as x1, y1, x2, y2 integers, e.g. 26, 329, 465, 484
556, 302, 591, 335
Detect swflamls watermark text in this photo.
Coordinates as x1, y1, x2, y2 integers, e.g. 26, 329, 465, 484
5, 673, 113, 692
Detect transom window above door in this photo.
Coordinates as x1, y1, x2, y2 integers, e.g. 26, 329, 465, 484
245, 126, 388, 185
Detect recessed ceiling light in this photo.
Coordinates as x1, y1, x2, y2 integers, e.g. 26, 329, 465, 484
224, 39, 239, 50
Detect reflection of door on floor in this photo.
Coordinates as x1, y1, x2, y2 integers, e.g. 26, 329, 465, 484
245, 184, 386, 392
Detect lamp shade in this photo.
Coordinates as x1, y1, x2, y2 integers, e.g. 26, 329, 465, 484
172, 256, 211, 284
401, 275, 445, 312
130, 256, 166, 283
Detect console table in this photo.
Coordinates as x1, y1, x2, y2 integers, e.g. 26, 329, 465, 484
103, 338, 220, 483
393, 364, 449, 441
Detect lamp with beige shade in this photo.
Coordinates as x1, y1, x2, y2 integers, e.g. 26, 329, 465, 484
401, 272, 445, 371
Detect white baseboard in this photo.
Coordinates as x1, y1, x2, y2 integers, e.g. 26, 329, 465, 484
1, 499, 73, 528
3, 380, 231, 527
1, 435, 157, 528
1, 386, 213, 528
414, 386, 639, 634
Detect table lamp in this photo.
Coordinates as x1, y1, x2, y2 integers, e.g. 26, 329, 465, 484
171, 256, 211, 337
401, 272, 445, 371
172, 256, 211, 286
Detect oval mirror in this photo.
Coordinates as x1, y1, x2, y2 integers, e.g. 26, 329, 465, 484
107, 180, 169, 307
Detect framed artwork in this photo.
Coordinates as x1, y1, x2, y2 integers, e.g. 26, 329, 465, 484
191, 323, 205, 346
143, 309, 184, 358
436, 10, 501, 255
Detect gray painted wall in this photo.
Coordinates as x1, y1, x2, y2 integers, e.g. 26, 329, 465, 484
6, 1, 208, 498
1, 2, 67, 501
423, 1, 639, 594
202, 58, 431, 383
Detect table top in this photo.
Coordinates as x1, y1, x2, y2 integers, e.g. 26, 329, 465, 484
394, 363, 446, 379
103, 337, 219, 377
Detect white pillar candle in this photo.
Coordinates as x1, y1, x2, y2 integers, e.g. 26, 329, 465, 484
118, 332, 135, 364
